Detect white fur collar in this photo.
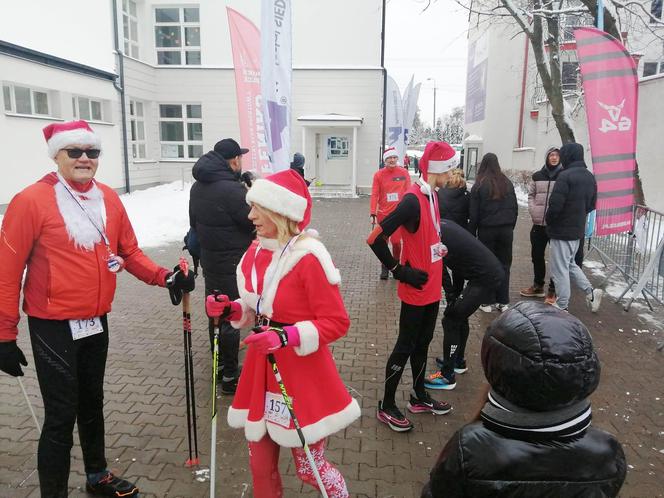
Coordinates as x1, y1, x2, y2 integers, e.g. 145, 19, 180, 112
237, 235, 341, 318
54, 175, 106, 251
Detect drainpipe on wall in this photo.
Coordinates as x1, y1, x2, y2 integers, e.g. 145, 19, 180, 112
112, 0, 131, 194
517, 33, 529, 149
380, 0, 387, 163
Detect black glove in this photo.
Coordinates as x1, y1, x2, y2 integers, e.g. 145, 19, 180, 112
392, 263, 428, 289
166, 265, 196, 305
0, 341, 28, 377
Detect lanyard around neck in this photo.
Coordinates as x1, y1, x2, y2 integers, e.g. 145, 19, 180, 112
418, 180, 440, 237
253, 234, 300, 316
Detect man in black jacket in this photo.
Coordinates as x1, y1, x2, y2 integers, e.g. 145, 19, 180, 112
545, 142, 602, 312
189, 138, 254, 393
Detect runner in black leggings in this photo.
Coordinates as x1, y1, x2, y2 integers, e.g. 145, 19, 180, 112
425, 219, 503, 390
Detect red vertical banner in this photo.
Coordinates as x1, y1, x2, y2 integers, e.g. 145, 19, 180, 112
227, 8, 271, 176
574, 27, 638, 236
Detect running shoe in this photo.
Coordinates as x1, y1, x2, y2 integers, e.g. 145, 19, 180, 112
424, 371, 456, 390
85, 472, 139, 497
377, 401, 414, 432
407, 392, 452, 415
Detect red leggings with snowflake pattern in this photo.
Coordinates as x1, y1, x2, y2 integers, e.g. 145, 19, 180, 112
248, 436, 348, 498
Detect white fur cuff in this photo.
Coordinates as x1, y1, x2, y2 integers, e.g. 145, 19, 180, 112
230, 299, 255, 329
293, 321, 319, 356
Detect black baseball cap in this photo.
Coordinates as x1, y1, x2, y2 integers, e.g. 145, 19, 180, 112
213, 138, 249, 159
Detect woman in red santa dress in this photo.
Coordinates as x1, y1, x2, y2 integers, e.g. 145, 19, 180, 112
205, 169, 360, 498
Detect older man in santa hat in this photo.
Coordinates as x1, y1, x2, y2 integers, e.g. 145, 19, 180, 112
370, 147, 411, 279
0, 120, 194, 497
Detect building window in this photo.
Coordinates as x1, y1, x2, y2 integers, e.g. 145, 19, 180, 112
129, 100, 147, 159
154, 6, 200, 65
651, 0, 663, 21
159, 103, 203, 159
642, 61, 663, 77
73, 96, 105, 121
561, 62, 579, 91
327, 136, 349, 159
123, 0, 139, 58
3, 84, 51, 116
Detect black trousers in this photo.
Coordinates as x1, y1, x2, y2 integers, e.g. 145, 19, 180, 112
439, 281, 489, 377
204, 279, 240, 380
28, 316, 109, 498
531, 225, 585, 290
383, 301, 439, 407
477, 225, 514, 304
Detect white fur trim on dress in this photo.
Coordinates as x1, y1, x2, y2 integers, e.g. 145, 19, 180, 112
230, 298, 255, 329
228, 398, 361, 447
53, 177, 106, 251
246, 178, 307, 222
255, 236, 341, 317
47, 129, 101, 158
293, 321, 319, 356
427, 151, 460, 174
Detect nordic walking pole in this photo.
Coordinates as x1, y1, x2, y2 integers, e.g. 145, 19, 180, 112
209, 315, 220, 498
17, 377, 41, 434
252, 327, 329, 498
180, 258, 200, 467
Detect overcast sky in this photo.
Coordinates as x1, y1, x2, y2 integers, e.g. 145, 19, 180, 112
385, 0, 469, 127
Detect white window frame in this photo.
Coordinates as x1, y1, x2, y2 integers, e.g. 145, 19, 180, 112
154, 5, 201, 66
72, 95, 106, 122
158, 103, 203, 159
129, 99, 148, 159
327, 136, 350, 160
3, 83, 52, 117
122, 0, 140, 58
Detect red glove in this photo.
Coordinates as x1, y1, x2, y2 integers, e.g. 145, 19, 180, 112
205, 294, 242, 321
243, 326, 301, 354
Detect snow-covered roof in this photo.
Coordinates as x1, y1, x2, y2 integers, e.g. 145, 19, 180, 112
297, 113, 363, 122
464, 134, 483, 142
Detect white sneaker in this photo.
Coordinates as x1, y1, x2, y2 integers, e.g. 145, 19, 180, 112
479, 304, 493, 313
586, 288, 604, 313
496, 304, 510, 313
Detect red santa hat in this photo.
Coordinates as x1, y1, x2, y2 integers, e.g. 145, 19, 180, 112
43, 120, 101, 159
383, 147, 398, 161
246, 169, 312, 230
419, 141, 460, 181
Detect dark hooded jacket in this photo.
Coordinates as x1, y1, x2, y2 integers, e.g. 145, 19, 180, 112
189, 151, 254, 297
422, 301, 626, 498
468, 176, 518, 235
438, 186, 470, 228
545, 143, 597, 240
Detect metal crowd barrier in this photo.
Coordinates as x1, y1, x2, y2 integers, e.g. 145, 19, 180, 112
587, 205, 664, 311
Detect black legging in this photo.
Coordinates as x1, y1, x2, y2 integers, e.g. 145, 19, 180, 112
439, 281, 490, 377
383, 301, 439, 407
28, 316, 109, 497
477, 225, 514, 304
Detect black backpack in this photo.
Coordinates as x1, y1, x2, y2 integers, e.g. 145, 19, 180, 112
183, 227, 201, 275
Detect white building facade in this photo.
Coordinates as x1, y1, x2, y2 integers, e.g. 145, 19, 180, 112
462, 2, 664, 212
0, 0, 385, 206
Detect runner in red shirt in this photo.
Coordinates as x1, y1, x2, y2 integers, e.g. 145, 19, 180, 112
370, 147, 411, 279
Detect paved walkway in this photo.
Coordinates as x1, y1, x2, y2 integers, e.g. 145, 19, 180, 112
1, 197, 662, 497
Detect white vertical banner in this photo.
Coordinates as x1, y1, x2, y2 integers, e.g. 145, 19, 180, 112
261, 0, 292, 172
385, 75, 405, 162
403, 79, 421, 148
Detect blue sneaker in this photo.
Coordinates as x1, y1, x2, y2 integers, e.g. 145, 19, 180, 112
424, 371, 456, 390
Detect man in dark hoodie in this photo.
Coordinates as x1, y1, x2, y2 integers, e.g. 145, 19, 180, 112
545, 142, 602, 312
189, 138, 255, 393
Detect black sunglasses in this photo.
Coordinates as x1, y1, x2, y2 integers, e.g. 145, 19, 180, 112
63, 148, 101, 159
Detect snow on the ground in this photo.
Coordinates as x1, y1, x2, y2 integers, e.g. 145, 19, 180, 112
584, 259, 664, 332
120, 181, 191, 248
515, 183, 528, 208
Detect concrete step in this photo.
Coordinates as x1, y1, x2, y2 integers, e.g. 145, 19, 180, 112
309, 186, 356, 198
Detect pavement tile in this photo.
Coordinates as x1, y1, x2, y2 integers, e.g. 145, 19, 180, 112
1, 198, 662, 497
